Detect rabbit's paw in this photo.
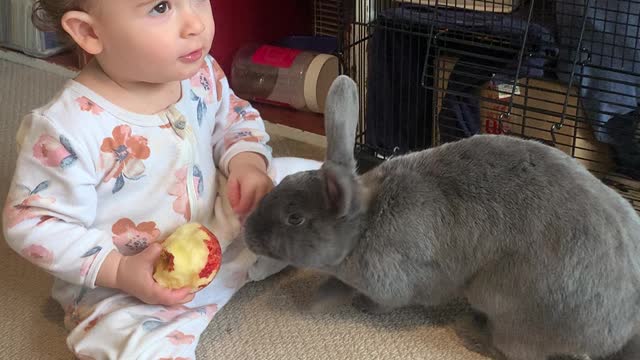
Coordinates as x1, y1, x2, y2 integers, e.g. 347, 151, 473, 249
352, 293, 392, 314
453, 311, 506, 360
247, 256, 288, 281
309, 277, 355, 313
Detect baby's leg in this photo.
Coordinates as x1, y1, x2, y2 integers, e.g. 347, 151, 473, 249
267, 157, 322, 184
68, 295, 215, 359
248, 157, 322, 281
63, 158, 323, 358
65, 239, 256, 359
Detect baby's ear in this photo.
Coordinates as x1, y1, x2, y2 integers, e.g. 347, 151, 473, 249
61, 11, 103, 55
322, 162, 360, 218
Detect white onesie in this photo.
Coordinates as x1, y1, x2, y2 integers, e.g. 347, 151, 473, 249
3, 55, 320, 359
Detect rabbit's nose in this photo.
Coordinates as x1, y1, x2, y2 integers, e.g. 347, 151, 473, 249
245, 234, 270, 255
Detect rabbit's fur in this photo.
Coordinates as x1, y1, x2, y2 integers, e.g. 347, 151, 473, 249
243, 76, 640, 360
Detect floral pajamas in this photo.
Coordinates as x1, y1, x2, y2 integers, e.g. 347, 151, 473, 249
3, 55, 321, 359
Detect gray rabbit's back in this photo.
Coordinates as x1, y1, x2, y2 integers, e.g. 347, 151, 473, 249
355, 134, 640, 357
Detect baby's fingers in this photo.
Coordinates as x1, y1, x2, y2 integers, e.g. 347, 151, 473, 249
178, 292, 196, 304
173, 287, 196, 304
154, 286, 194, 306
235, 189, 256, 216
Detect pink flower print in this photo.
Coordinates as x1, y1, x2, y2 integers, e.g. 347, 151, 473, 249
168, 166, 203, 221
223, 129, 266, 151
225, 94, 259, 129
169, 167, 190, 220
204, 304, 218, 319
212, 59, 225, 102
190, 61, 213, 125
36, 215, 57, 226
21, 244, 54, 266
76, 97, 103, 115
3, 181, 56, 229
100, 125, 150, 193
84, 314, 104, 332
166, 330, 195, 345
151, 305, 198, 322
32, 134, 77, 168
111, 218, 160, 255
190, 61, 214, 104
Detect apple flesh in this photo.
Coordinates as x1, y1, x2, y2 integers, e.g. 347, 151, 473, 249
153, 222, 222, 291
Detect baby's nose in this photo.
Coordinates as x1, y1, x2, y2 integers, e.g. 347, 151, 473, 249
181, 9, 205, 37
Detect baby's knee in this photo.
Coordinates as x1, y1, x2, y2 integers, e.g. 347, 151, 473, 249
270, 157, 323, 184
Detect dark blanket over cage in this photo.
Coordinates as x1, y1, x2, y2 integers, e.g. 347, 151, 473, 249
364, 1, 639, 180
364, 4, 558, 153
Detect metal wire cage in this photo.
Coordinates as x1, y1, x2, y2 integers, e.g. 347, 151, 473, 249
339, 0, 640, 212
314, 0, 343, 36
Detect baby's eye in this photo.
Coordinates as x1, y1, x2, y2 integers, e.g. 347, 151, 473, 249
150, 1, 171, 16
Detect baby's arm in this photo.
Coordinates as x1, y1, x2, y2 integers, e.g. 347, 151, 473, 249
208, 56, 274, 214
4, 113, 192, 305
4, 113, 115, 288
209, 56, 272, 175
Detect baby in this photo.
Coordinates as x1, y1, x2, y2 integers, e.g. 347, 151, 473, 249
3, 0, 320, 358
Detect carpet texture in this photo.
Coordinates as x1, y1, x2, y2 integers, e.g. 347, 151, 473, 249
0, 49, 483, 360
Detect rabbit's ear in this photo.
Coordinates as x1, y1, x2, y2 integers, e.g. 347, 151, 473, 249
322, 162, 360, 218
324, 75, 359, 173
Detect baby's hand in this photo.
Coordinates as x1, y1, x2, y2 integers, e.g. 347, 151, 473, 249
227, 152, 273, 218
115, 244, 195, 306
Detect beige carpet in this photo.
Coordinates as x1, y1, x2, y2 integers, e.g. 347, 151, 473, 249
0, 49, 483, 360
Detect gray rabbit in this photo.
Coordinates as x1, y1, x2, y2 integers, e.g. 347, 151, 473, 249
243, 75, 640, 360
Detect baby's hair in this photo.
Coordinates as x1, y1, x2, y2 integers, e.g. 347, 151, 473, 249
31, 0, 86, 44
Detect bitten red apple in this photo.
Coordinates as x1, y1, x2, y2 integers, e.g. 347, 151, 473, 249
153, 222, 222, 291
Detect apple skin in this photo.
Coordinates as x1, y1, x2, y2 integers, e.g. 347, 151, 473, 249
153, 223, 222, 292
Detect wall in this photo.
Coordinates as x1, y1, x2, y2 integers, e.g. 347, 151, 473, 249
210, 0, 314, 76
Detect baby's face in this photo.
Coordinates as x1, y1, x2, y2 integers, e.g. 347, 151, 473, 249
90, 0, 215, 83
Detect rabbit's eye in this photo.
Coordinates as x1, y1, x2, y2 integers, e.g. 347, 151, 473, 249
287, 213, 305, 226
